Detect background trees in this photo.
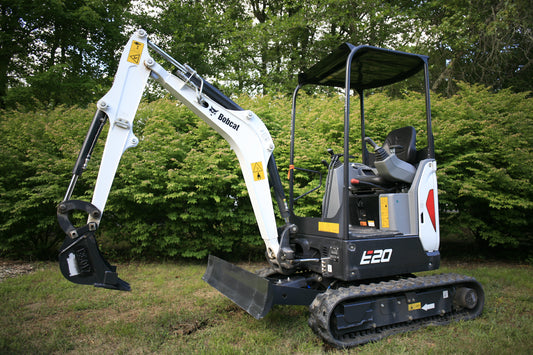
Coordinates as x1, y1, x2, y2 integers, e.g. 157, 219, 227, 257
416, 0, 533, 96
2, 0, 531, 108
132, 0, 533, 96
1, 0, 131, 109
0, 0, 531, 259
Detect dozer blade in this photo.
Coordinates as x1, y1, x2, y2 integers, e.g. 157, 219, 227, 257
203, 255, 319, 319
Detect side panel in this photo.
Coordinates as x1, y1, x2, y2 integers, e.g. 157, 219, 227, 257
379, 193, 411, 234
294, 233, 439, 281
409, 160, 440, 252
343, 236, 439, 280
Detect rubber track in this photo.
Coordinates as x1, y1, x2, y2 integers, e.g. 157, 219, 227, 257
308, 273, 484, 348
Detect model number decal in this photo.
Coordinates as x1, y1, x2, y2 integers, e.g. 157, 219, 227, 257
360, 248, 393, 265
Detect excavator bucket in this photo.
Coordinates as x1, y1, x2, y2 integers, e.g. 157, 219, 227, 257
203, 255, 319, 319
58, 232, 131, 291
57, 200, 130, 291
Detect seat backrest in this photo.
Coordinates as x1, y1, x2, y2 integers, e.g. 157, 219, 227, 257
383, 126, 417, 164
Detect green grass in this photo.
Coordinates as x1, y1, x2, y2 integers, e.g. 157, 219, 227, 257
0, 260, 531, 354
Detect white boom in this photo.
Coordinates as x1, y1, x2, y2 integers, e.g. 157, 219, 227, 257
86, 29, 282, 259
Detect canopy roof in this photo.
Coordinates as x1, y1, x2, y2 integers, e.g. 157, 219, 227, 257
298, 43, 428, 90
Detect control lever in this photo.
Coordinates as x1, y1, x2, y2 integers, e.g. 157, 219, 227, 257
364, 137, 389, 161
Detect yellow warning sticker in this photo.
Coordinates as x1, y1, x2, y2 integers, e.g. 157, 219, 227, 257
318, 222, 339, 234
380, 196, 390, 229
408, 302, 421, 311
251, 162, 265, 181
127, 41, 144, 64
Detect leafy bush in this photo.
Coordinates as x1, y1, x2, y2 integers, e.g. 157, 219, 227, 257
0, 84, 531, 260
102, 100, 263, 259
0, 106, 95, 258
433, 84, 533, 248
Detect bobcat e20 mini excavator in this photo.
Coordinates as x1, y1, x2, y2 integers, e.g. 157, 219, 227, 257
57, 29, 484, 347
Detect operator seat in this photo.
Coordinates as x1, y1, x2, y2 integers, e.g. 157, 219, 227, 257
368, 126, 417, 167
323, 127, 418, 218
351, 126, 418, 191
383, 126, 417, 164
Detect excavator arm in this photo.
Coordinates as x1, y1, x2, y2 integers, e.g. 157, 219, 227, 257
58, 29, 291, 290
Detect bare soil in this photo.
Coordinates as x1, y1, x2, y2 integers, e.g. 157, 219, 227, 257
0, 260, 35, 282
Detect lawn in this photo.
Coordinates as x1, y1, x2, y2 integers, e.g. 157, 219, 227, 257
0, 259, 531, 354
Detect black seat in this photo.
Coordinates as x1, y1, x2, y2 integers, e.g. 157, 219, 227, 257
382, 126, 417, 164
368, 126, 417, 167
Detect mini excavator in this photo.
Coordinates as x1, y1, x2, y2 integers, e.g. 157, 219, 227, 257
57, 29, 484, 347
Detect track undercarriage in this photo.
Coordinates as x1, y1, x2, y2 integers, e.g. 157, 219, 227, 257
309, 273, 484, 348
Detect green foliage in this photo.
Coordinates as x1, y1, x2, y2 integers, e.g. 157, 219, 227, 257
433, 83, 533, 247
1, 0, 131, 109
0, 84, 532, 259
0, 106, 94, 258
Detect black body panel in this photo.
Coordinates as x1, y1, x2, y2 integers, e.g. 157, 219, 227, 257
292, 230, 439, 282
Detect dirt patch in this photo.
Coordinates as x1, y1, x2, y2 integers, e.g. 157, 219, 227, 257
171, 319, 210, 336
0, 260, 35, 282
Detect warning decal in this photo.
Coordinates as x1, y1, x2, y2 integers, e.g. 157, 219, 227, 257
408, 302, 421, 311
380, 196, 390, 229
318, 222, 339, 234
127, 41, 144, 64
251, 162, 265, 181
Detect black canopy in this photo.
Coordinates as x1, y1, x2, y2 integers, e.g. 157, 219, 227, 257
298, 43, 428, 90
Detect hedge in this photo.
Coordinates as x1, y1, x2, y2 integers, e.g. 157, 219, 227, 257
0, 83, 531, 259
